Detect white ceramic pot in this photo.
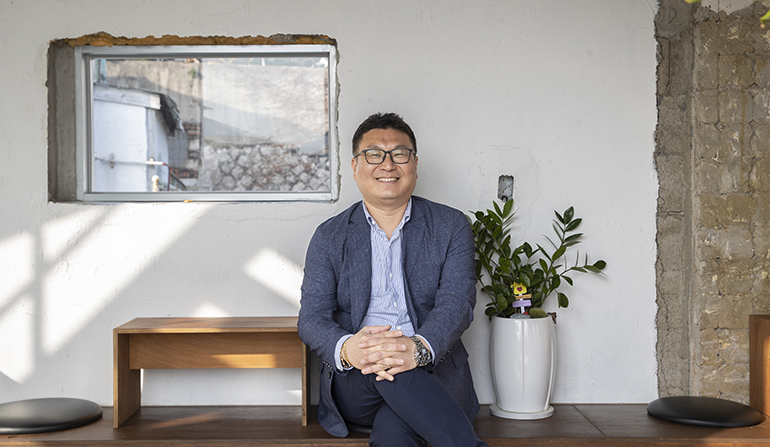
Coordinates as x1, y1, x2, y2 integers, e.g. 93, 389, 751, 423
489, 315, 556, 419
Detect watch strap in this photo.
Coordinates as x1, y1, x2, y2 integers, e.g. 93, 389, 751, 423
410, 336, 432, 367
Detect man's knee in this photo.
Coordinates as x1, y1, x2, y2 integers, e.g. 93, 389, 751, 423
369, 404, 425, 447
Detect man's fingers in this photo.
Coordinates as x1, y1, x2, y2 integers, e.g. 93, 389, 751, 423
359, 333, 405, 348
361, 325, 391, 335
374, 370, 394, 381
360, 349, 406, 366
375, 365, 407, 381
362, 357, 403, 373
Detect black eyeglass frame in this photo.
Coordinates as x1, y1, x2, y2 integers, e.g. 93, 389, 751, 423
353, 148, 416, 165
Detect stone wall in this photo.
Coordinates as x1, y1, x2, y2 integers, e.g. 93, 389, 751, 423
656, 0, 770, 403
197, 144, 330, 192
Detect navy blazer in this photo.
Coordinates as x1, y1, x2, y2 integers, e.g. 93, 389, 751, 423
298, 196, 480, 437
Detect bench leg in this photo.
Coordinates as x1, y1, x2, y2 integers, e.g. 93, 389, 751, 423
114, 331, 141, 428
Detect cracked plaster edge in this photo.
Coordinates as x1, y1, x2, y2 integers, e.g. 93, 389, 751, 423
50, 32, 336, 48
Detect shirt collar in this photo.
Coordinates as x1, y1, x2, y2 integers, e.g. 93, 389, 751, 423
362, 199, 412, 232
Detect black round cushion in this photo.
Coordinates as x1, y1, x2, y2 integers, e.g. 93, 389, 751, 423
647, 396, 762, 428
0, 398, 102, 434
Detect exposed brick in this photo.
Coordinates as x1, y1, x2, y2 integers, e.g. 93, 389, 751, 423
718, 123, 750, 160
698, 366, 721, 396
718, 54, 754, 89
717, 299, 753, 330
695, 89, 719, 124
750, 123, 770, 156
718, 19, 756, 55
696, 194, 721, 229
694, 123, 720, 160
750, 158, 770, 192
718, 362, 750, 404
718, 260, 758, 295
698, 328, 721, 367
718, 90, 753, 124
698, 294, 721, 329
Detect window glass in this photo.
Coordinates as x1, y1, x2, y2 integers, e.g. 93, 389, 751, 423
76, 45, 337, 201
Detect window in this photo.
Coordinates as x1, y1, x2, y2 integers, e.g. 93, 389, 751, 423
73, 44, 337, 202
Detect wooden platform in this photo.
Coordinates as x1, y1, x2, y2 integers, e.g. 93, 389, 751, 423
1, 404, 769, 446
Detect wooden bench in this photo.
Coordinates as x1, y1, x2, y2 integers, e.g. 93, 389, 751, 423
113, 317, 310, 428
751, 314, 770, 415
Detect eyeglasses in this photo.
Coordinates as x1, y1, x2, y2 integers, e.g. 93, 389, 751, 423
354, 148, 415, 165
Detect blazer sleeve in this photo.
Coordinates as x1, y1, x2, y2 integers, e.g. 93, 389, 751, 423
412, 208, 477, 367
297, 223, 350, 368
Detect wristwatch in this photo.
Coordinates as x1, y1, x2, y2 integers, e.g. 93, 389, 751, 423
411, 336, 432, 367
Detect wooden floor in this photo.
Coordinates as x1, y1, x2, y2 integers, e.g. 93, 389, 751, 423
1, 404, 769, 446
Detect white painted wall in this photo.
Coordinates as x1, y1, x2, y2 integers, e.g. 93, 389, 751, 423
0, 0, 659, 407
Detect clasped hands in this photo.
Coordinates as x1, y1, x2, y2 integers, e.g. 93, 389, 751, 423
345, 325, 419, 382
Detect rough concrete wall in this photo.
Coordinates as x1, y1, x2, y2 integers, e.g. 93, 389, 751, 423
655, 0, 695, 398
656, 0, 770, 403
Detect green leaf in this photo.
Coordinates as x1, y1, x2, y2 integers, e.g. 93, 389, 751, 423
496, 295, 508, 310
585, 265, 602, 273
564, 207, 574, 223
503, 197, 514, 216
558, 292, 569, 308
484, 241, 494, 257
493, 201, 503, 218
553, 246, 566, 261
565, 218, 582, 232
551, 276, 561, 290
539, 258, 549, 272
564, 233, 582, 244
593, 260, 607, 270
555, 210, 565, 224
523, 242, 534, 258
485, 307, 497, 318
563, 275, 573, 286
489, 210, 502, 225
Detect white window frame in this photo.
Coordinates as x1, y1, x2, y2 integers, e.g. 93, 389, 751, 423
74, 44, 338, 202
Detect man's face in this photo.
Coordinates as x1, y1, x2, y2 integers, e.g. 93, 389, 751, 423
352, 128, 418, 211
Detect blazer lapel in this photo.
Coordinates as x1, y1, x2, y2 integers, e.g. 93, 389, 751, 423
402, 200, 426, 325
347, 204, 372, 330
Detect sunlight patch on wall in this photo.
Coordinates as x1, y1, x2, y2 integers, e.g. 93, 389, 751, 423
243, 248, 303, 309
41, 204, 212, 354
42, 208, 105, 262
0, 295, 35, 383
0, 232, 34, 307
190, 302, 230, 318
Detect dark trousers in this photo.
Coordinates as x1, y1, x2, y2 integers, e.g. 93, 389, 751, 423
332, 367, 489, 447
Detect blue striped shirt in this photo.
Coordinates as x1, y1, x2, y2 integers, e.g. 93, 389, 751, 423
335, 199, 433, 370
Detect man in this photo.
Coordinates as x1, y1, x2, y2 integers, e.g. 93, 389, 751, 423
298, 113, 488, 447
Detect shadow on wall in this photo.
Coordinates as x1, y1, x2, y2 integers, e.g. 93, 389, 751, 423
0, 203, 308, 404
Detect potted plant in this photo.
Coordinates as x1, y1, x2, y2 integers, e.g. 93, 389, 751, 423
468, 199, 606, 420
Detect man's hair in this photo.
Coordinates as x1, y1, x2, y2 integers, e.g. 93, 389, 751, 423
351, 112, 417, 156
